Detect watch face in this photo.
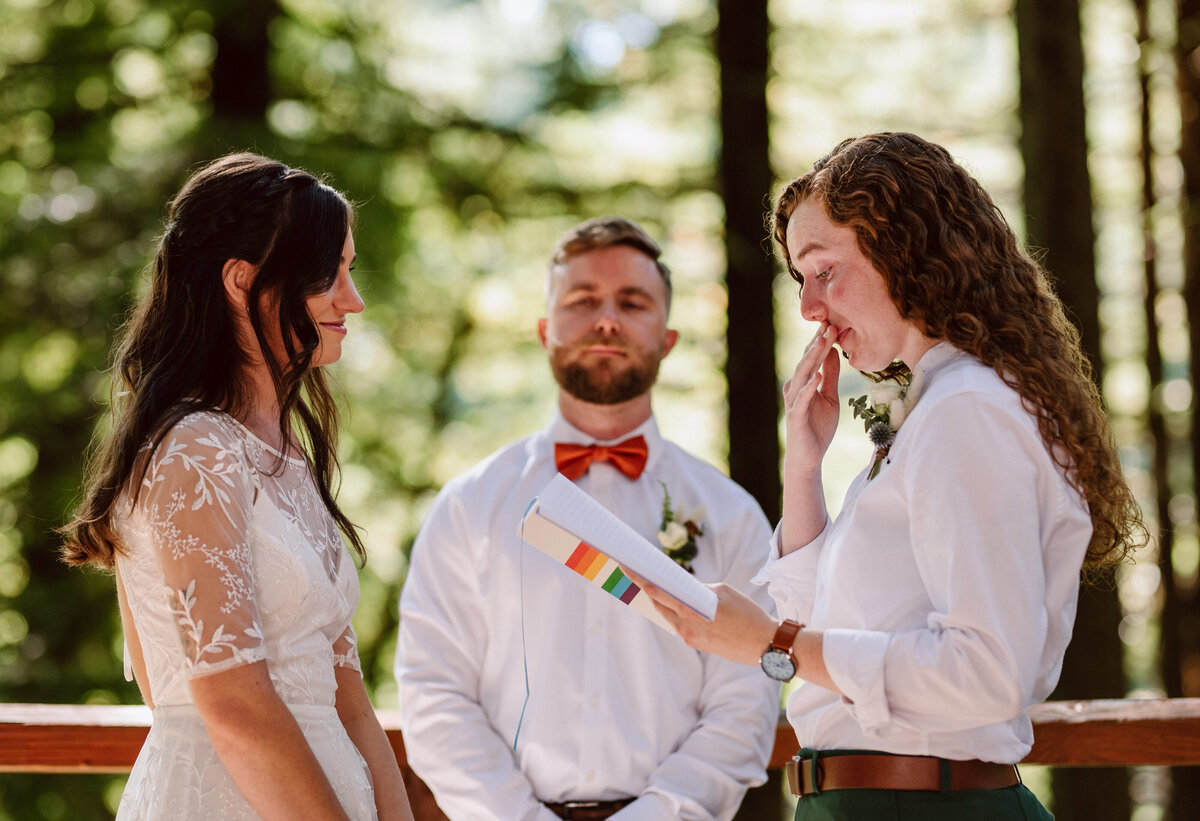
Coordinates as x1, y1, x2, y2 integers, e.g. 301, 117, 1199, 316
761, 649, 796, 682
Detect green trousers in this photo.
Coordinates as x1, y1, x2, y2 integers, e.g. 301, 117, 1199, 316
791, 750, 1053, 821
793, 783, 1052, 820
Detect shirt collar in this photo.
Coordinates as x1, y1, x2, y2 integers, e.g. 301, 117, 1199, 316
906, 340, 966, 406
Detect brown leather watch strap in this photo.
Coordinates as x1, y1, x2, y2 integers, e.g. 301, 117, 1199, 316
771, 619, 803, 652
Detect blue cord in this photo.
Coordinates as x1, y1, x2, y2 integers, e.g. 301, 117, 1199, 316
513, 498, 536, 751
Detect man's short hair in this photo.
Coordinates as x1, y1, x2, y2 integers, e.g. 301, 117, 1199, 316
546, 216, 672, 309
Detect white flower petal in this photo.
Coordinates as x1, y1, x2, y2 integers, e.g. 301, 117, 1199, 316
867, 383, 904, 405
658, 521, 689, 550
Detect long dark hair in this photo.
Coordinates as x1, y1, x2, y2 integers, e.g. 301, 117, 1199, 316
773, 132, 1147, 571
61, 152, 366, 568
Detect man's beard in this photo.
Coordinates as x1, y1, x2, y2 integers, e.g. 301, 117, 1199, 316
549, 341, 662, 405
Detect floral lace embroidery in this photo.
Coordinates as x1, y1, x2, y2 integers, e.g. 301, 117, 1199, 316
131, 412, 358, 676
331, 627, 360, 672
170, 580, 265, 669
114, 411, 370, 817
235, 426, 343, 584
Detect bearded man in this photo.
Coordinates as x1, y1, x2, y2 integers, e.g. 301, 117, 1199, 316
395, 217, 778, 821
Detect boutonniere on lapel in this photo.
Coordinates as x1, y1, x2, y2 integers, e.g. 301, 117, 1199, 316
656, 483, 705, 572
848, 370, 922, 480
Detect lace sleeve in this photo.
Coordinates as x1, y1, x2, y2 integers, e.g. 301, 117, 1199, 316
134, 415, 268, 678
332, 622, 361, 672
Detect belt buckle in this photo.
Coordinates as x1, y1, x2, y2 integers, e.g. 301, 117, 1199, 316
787, 754, 822, 798
785, 757, 802, 797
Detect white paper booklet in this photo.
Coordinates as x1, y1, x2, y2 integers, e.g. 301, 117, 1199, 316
518, 473, 718, 633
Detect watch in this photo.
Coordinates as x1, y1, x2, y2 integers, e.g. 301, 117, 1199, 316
760, 619, 803, 682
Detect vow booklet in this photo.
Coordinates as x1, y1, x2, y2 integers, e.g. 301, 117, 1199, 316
518, 473, 718, 633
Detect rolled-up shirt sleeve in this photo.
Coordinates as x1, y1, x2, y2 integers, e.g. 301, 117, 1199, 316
753, 518, 830, 626
822, 394, 1059, 734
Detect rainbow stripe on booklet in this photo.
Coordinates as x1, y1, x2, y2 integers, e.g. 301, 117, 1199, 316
519, 496, 670, 630
565, 542, 640, 604
518, 474, 718, 633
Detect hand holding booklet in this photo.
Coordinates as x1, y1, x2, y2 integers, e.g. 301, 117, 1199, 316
518, 473, 717, 633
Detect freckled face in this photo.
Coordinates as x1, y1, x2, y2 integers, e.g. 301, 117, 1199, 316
787, 197, 929, 371
306, 228, 364, 367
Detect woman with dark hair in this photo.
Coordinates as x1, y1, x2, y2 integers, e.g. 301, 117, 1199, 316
642, 132, 1146, 819
61, 153, 413, 820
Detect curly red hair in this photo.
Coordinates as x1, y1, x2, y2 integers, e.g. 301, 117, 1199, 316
773, 132, 1146, 570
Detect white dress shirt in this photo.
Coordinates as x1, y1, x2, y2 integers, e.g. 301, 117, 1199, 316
755, 342, 1093, 763
396, 412, 779, 821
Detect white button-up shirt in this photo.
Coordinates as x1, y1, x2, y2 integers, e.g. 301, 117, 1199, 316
396, 412, 779, 821
755, 342, 1092, 763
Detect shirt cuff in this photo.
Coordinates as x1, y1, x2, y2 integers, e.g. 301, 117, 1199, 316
750, 523, 786, 585
608, 791, 675, 821
751, 520, 827, 620
822, 627, 892, 733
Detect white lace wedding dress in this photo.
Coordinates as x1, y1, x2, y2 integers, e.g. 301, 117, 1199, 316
113, 410, 377, 819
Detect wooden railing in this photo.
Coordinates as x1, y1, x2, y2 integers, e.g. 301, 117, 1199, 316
5, 699, 1200, 770
3, 699, 1200, 816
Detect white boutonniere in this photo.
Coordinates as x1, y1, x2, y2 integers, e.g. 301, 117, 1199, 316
656, 483, 705, 572
848, 370, 924, 479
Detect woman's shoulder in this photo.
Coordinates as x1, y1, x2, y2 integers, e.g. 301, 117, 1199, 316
152, 408, 248, 453
139, 409, 260, 482
920, 351, 1015, 401
910, 352, 1036, 437
128, 409, 258, 514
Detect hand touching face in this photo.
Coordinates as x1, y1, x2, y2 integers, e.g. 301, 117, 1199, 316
786, 197, 932, 372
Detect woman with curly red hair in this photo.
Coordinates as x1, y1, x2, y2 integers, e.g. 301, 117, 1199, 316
644, 132, 1146, 820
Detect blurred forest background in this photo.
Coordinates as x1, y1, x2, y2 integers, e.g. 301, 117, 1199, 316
2, 0, 1199, 818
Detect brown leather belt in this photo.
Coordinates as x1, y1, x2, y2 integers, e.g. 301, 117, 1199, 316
545, 798, 635, 820
785, 753, 1020, 797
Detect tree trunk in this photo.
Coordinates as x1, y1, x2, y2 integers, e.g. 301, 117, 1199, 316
205, 0, 279, 152
717, 0, 781, 530
1134, 0, 1178, 712
716, 6, 783, 818
210, 0, 277, 121
1014, 0, 1131, 818
1172, 1, 1200, 816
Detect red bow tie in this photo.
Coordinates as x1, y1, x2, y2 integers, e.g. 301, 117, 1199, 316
554, 435, 649, 481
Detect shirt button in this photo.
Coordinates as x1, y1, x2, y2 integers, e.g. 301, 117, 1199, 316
586, 770, 597, 782
588, 694, 600, 707
590, 623, 602, 635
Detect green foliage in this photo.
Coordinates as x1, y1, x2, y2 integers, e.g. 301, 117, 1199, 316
1, 0, 729, 815
2, 0, 1161, 817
